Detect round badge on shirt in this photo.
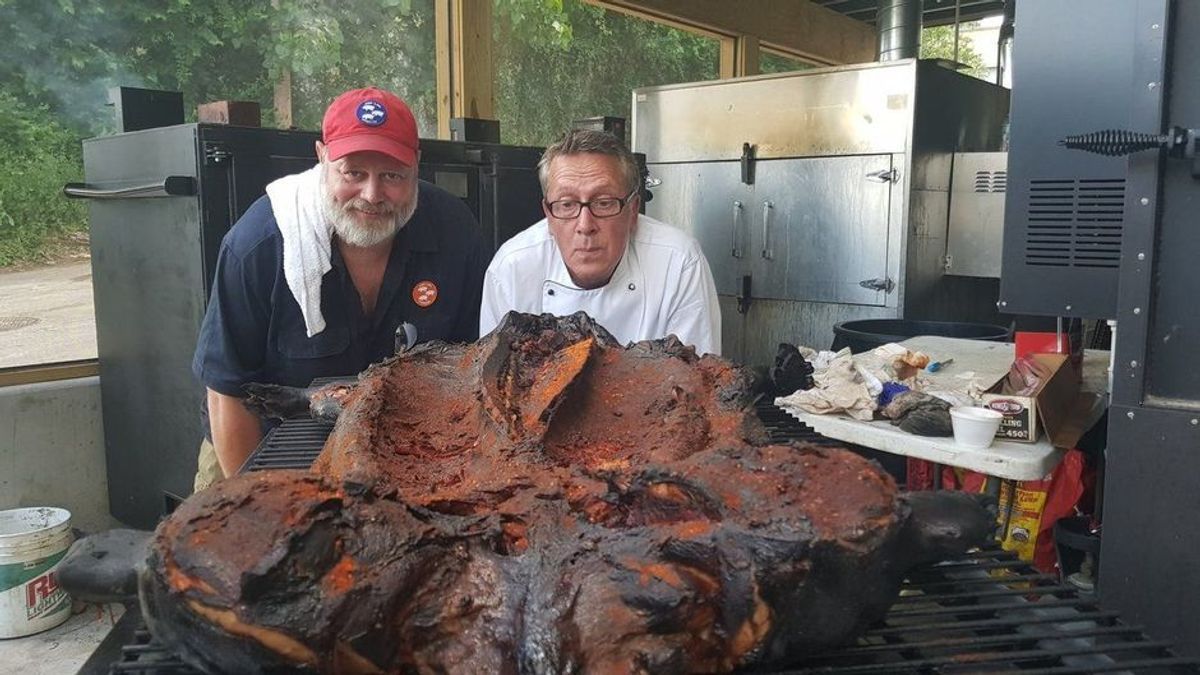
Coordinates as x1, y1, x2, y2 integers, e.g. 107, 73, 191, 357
412, 280, 439, 308
356, 100, 387, 126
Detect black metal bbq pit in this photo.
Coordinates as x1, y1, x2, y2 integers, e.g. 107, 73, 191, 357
79, 402, 1199, 675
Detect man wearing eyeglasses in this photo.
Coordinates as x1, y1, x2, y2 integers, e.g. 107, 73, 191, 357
479, 129, 721, 355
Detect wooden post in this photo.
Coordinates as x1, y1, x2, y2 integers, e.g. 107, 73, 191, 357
719, 37, 736, 79
274, 69, 293, 129
271, 0, 293, 129
436, 0, 495, 140
719, 35, 760, 79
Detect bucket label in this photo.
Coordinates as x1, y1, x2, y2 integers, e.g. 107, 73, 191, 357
0, 549, 69, 621
25, 570, 68, 621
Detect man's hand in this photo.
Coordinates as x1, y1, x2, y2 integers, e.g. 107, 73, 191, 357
207, 388, 264, 478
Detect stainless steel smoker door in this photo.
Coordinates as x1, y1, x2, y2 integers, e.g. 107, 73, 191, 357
647, 155, 895, 306
756, 154, 895, 306
644, 161, 748, 296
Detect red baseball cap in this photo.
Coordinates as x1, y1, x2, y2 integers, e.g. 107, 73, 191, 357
321, 87, 419, 166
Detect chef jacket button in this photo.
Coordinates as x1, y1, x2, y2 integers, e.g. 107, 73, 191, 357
627, 283, 636, 291
547, 288, 555, 296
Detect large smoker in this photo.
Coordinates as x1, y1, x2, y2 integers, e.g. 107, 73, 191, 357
632, 59, 1010, 365
75, 122, 544, 529
999, 0, 1200, 656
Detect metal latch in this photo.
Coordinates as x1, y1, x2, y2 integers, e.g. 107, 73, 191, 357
740, 143, 757, 185
859, 277, 895, 293
737, 275, 753, 315
866, 168, 899, 183
204, 143, 232, 165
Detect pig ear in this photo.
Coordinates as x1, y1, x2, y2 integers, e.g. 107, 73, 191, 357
242, 382, 312, 420
897, 491, 997, 567
58, 529, 152, 603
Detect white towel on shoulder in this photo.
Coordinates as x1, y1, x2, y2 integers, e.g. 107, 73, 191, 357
266, 164, 332, 338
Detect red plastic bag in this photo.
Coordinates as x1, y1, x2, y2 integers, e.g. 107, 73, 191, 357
906, 450, 1091, 573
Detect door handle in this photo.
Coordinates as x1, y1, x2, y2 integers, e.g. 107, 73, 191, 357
62, 176, 196, 200
859, 277, 895, 293
866, 168, 899, 183
731, 201, 744, 258
761, 201, 774, 260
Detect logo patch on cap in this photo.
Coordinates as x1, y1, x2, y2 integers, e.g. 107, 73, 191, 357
356, 100, 387, 126
412, 280, 438, 308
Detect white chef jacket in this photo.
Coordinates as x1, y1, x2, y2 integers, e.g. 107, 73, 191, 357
480, 215, 722, 355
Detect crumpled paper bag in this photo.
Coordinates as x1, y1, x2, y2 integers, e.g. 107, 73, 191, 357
776, 348, 878, 421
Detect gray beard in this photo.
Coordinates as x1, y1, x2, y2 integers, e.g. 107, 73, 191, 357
319, 173, 418, 248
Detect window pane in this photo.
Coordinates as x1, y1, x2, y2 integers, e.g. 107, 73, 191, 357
493, 0, 719, 146
0, 91, 95, 368
759, 50, 817, 75
0, 2, 440, 371
920, 16, 1003, 83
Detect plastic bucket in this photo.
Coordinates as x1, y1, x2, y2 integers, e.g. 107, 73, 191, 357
0, 507, 74, 638
831, 319, 1011, 353
950, 406, 1004, 449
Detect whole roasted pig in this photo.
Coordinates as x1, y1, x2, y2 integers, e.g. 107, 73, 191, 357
141, 312, 994, 674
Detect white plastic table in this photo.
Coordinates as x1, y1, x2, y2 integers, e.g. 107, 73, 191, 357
775, 336, 1110, 482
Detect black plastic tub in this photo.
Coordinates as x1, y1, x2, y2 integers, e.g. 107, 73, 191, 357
831, 319, 1011, 353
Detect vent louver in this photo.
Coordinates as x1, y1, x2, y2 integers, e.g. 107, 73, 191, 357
1025, 178, 1124, 268
974, 170, 1008, 193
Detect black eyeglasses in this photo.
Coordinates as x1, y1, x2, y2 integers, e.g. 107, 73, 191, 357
545, 188, 638, 219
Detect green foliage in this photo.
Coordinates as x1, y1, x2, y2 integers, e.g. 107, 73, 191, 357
0, 92, 87, 266
493, 0, 718, 146
759, 51, 816, 75
282, 1, 438, 134
0, 0, 725, 262
921, 24, 988, 80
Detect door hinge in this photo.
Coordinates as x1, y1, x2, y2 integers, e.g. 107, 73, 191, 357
859, 277, 895, 293
737, 274, 753, 314
740, 142, 757, 185
943, 255, 953, 272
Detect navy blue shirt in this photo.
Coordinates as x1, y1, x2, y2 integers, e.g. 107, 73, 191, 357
193, 179, 487, 405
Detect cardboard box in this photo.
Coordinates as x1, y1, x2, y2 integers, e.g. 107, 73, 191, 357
197, 101, 261, 127
981, 352, 1096, 448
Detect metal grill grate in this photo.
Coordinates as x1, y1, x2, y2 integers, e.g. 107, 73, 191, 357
241, 399, 842, 472
99, 548, 1199, 674
118, 403, 1195, 673
239, 418, 332, 472
104, 623, 200, 674
781, 548, 1199, 674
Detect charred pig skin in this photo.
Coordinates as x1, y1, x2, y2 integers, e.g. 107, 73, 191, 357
144, 312, 993, 674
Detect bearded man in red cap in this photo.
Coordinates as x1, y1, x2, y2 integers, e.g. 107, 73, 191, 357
190, 87, 487, 489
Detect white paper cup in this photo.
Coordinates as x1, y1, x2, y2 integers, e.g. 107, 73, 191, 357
950, 406, 1004, 449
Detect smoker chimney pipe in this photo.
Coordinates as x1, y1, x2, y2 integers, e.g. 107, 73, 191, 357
877, 0, 923, 62
996, 0, 1015, 87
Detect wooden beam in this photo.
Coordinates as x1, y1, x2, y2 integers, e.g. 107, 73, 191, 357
584, 0, 875, 66
737, 35, 760, 77
0, 360, 99, 387
719, 35, 761, 79
435, 0, 495, 140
